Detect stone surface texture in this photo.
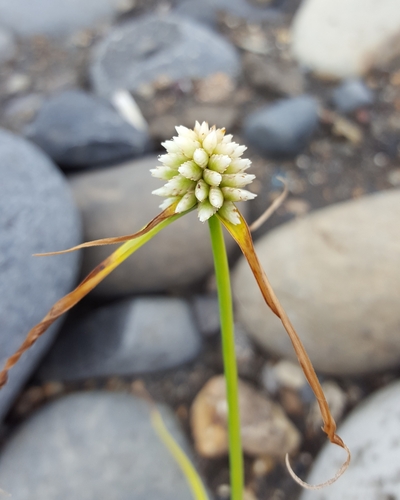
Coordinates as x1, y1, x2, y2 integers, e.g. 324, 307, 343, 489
301, 381, 400, 500
0, 392, 200, 500
90, 13, 241, 97
233, 190, 400, 375
39, 297, 202, 381
69, 155, 249, 296
0, 129, 81, 419
291, 0, 400, 78
191, 375, 301, 458
242, 96, 319, 158
0, 0, 122, 37
24, 90, 150, 168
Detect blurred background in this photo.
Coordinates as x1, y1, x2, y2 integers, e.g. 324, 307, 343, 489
0, 0, 400, 498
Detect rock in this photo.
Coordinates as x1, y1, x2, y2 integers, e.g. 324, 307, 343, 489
306, 381, 347, 433
332, 78, 374, 114
192, 294, 220, 337
39, 297, 202, 381
0, 0, 122, 38
90, 14, 241, 98
261, 360, 307, 394
0, 129, 81, 420
174, 0, 283, 26
69, 155, 248, 296
24, 90, 150, 169
234, 324, 257, 377
191, 375, 301, 458
242, 96, 319, 158
0, 25, 16, 64
2, 93, 44, 133
291, 0, 400, 78
243, 53, 305, 96
0, 392, 201, 499
301, 381, 400, 500
232, 190, 400, 375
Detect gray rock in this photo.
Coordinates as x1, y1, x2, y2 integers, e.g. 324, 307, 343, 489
2, 93, 44, 133
291, 0, 400, 78
0, 392, 202, 500
332, 78, 374, 114
39, 297, 202, 381
0, 129, 81, 420
301, 381, 400, 500
69, 155, 249, 297
192, 294, 220, 337
174, 0, 283, 26
0, 25, 16, 64
232, 190, 400, 375
0, 0, 122, 38
24, 90, 150, 169
242, 96, 319, 158
243, 53, 305, 97
90, 13, 241, 98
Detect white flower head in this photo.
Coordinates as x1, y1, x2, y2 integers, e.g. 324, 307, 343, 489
151, 122, 256, 224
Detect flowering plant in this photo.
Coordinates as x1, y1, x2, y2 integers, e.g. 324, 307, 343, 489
0, 123, 349, 499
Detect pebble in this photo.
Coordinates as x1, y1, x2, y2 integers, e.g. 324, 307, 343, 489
243, 53, 305, 96
291, 0, 400, 78
69, 155, 248, 297
174, 0, 282, 26
301, 381, 400, 500
90, 14, 241, 98
24, 90, 150, 169
242, 96, 319, 158
306, 381, 347, 433
0, 25, 16, 64
191, 375, 301, 458
232, 190, 400, 375
192, 294, 220, 337
332, 78, 374, 114
2, 93, 44, 133
0, 392, 201, 499
261, 360, 307, 394
0, 0, 121, 37
39, 297, 202, 381
0, 129, 81, 420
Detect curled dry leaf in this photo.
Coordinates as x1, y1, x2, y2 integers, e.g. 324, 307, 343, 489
217, 209, 351, 489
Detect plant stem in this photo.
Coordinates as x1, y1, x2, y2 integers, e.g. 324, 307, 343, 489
208, 215, 244, 500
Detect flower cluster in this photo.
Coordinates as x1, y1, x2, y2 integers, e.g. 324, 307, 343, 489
151, 121, 256, 224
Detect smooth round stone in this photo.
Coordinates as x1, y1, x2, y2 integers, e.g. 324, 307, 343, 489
69, 155, 249, 297
332, 78, 374, 114
0, 129, 81, 419
291, 0, 400, 78
232, 190, 400, 375
0, 25, 16, 64
301, 381, 400, 500
0, 392, 201, 500
90, 13, 241, 97
0, 0, 122, 38
39, 297, 202, 381
24, 90, 150, 169
242, 96, 319, 158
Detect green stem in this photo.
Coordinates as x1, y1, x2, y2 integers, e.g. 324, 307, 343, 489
208, 215, 244, 500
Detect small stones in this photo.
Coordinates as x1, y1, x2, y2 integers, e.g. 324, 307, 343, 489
0, 25, 16, 64
24, 90, 150, 169
232, 190, 400, 375
90, 14, 241, 98
242, 96, 319, 158
39, 297, 202, 381
332, 78, 374, 114
0, 392, 201, 500
191, 375, 301, 458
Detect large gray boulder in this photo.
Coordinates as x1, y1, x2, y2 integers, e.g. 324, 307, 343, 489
0, 129, 81, 419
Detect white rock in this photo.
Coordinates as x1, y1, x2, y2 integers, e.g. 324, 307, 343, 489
291, 0, 400, 78
232, 190, 400, 375
301, 381, 400, 500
